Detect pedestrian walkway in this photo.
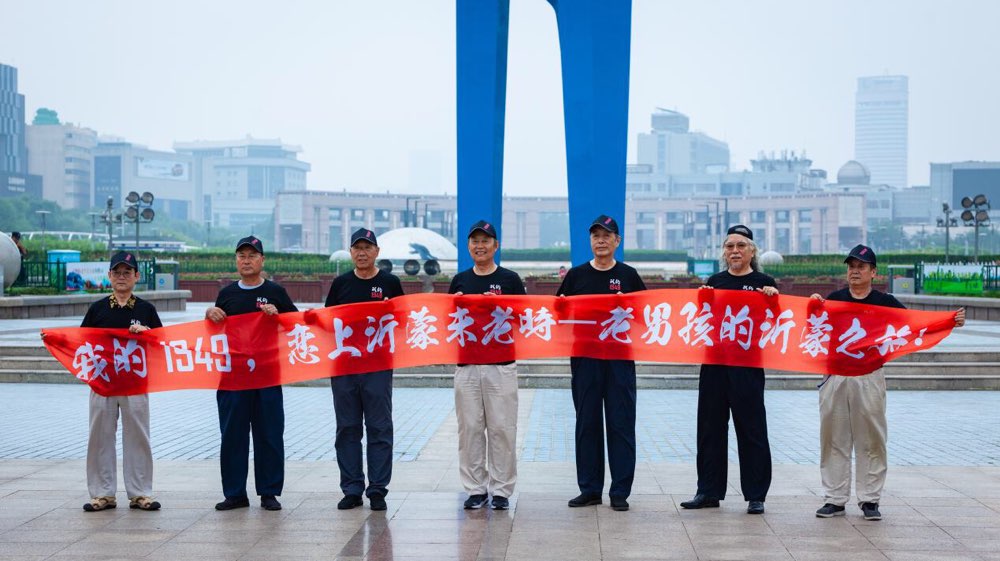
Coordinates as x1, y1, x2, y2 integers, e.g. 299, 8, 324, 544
3, 383, 1000, 559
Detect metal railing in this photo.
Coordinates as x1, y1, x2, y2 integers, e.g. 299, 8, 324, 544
11, 261, 155, 292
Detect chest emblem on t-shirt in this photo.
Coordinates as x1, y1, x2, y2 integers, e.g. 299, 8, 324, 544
255, 297, 269, 309
742, 285, 755, 291
488, 284, 502, 295
371, 286, 383, 299
609, 278, 621, 292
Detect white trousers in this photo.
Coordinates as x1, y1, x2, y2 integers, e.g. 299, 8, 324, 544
454, 363, 519, 497
819, 370, 887, 506
87, 391, 154, 498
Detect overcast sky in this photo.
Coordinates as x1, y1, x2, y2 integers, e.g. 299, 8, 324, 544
3, 0, 998, 197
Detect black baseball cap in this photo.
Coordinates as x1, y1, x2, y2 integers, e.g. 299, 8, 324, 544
109, 251, 139, 270
11, 231, 20, 238
350, 228, 378, 247
727, 224, 753, 240
235, 236, 264, 254
589, 215, 619, 235
845, 244, 876, 266
468, 219, 498, 239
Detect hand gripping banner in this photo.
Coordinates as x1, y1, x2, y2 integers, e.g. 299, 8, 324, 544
41, 289, 958, 396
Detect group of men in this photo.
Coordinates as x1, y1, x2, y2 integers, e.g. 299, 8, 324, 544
67, 216, 965, 522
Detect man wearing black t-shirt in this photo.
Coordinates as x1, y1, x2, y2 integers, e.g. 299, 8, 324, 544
558, 215, 646, 512
206, 236, 297, 512
72, 251, 162, 513
325, 228, 404, 512
448, 220, 526, 511
812, 245, 964, 521
681, 225, 779, 515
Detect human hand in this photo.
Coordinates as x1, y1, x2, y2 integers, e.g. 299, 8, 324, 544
809, 293, 824, 302
955, 307, 966, 327
206, 306, 227, 323
261, 303, 279, 316
128, 324, 149, 334
757, 286, 779, 297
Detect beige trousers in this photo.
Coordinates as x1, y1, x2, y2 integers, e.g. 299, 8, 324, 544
454, 363, 519, 498
819, 370, 888, 506
87, 391, 154, 498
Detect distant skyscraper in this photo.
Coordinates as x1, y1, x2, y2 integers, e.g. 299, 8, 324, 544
27, 109, 98, 209
0, 63, 27, 174
854, 75, 908, 189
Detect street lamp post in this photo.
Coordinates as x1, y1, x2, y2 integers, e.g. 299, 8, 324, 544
937, 204, 958, 263
35, 210, 51, 254
123, 191, 156, 251
960, 194, 991, 263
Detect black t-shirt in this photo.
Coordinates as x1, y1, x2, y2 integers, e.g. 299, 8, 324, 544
326, 269, 405, 306
557, 261, 646, 296
448, 266, 525, 366
825, 288, 905, 309
706, 269, 777, 291
448, 266, 526, 296
215, 279, 298, 316
81, 294, 163, 329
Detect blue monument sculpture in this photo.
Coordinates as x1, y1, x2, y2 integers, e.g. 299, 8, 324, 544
456, 0, 633, 269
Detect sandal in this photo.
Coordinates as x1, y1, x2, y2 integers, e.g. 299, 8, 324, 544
82, 496, 117, 512
129, 496, 161, 511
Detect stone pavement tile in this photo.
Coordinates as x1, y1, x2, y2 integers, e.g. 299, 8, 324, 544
682, 516, 775, 536
252, 529, 355, 546
17, 507, 123, 531
881, 552, 983, 561
0, 529, 91, 543
790, 553, 889, 561
236, 542, 350, 559
365, 539, 482, 559
0, 541, 71, 556
144, 540, 252, 560
171, 528, 270, 544
600, 534, 696, 557
957, 538, 1000, 552
690, 545, 793, 561
779, 534, 879, 552
866, 535, 968, 552
767, 519, 865, 538
50, 539, 168, 556
854, 524, 954, 539
945, 527, 1000, 540
504, 529, 601, 560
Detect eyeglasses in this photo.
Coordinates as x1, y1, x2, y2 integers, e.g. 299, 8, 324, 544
110, 270, 135, 278
724, 242, 750, 250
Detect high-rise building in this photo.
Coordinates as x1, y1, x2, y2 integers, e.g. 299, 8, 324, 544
0, 63, 27, 174
26, 109, 97, 209
855, 75, 908, 189
174, 137, 310, 230
635, 108, 729, 178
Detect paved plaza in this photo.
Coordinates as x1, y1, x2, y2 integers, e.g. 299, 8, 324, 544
2, 305, 1000, 559
1, 383, 1000, 560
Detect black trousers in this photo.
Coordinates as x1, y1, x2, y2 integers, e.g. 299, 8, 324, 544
217, 386, 285, 498
330, 370, 394, 498
570, 357, 637, 499
695, 365, 772, 502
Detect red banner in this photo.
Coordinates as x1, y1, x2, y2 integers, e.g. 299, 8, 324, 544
41, 289, 958, 396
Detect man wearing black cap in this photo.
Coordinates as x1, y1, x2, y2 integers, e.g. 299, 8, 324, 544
448, 219, 525, 511
324, 228, 404, 511
681, 224, 778, 515
205, 236, 297, 511
811, 245, 964, 521
557, 215, 646, 512
79, 251, 162, 512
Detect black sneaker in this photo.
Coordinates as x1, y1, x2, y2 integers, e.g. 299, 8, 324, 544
463, 494, 488, 509
260, 495, 281, 511
816, 503, 846, 518
747, 500, 765, 514
215, 496, 250, 511
337, 494, 363, 510
568, 493, 602, 507
369, 494, 387, 511
491, 496, 509, 510
610, 497, 629, 511
861, 502, 882, 521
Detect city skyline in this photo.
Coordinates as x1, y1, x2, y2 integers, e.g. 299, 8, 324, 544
2, 0, 998, 199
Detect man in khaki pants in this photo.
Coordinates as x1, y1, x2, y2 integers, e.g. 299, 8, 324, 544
811, 245, 965, 521
78, 252, 162, 512
448, 220, 525, 510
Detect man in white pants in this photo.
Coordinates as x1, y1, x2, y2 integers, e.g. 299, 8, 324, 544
448, 220, 526, 510
78, 251, 162, 512
811, 245, 965, 520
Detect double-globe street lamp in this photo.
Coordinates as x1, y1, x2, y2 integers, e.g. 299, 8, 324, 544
124, 191, 156, 251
